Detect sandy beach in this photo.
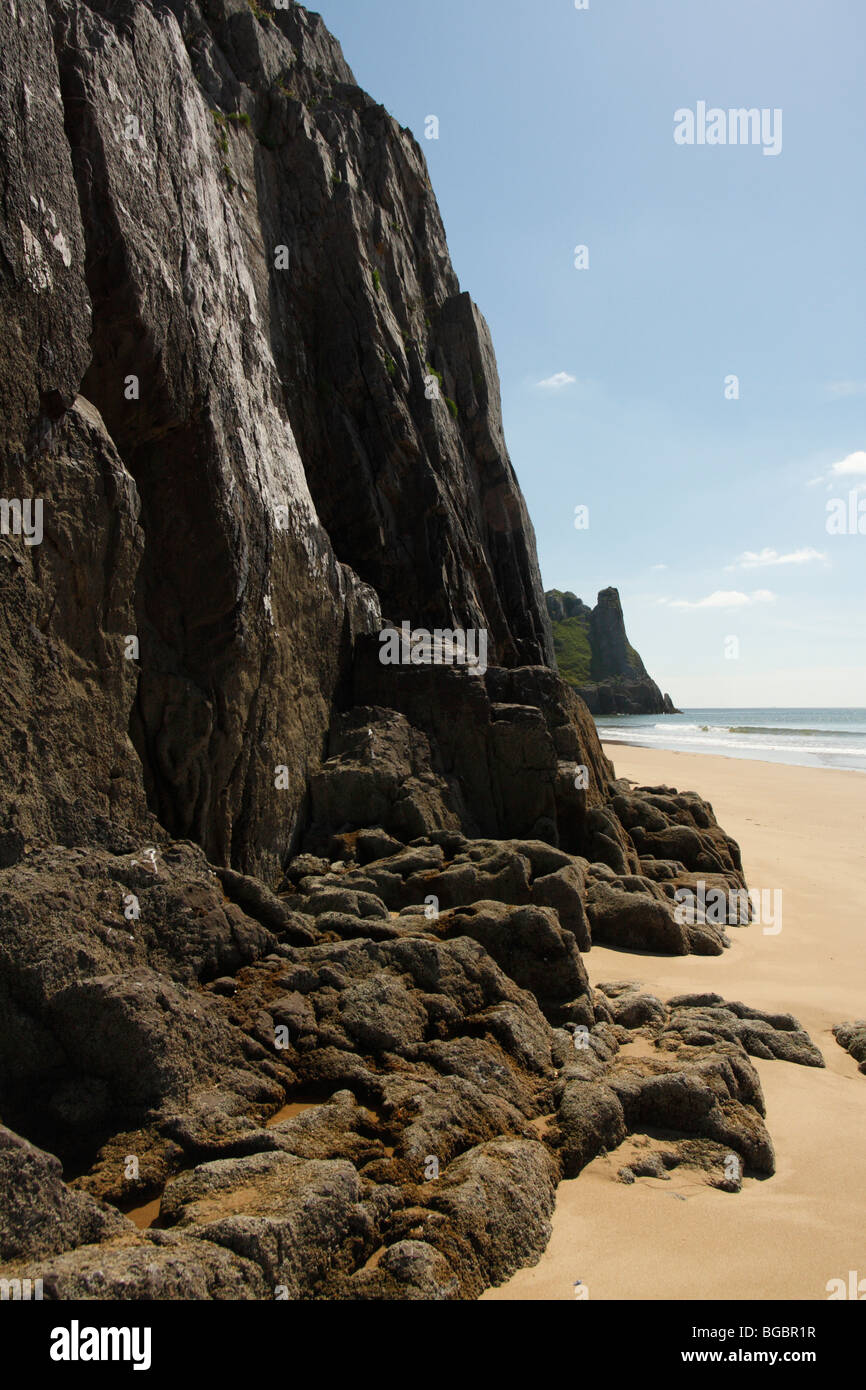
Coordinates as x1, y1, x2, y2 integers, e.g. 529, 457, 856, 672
485, 746, 866, 1302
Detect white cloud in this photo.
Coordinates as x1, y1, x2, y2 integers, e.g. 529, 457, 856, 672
650, 563, 668, 571
536, 372, 576, 390
828, 450, 866, 479
666, 589, 776, 611
726, 547, 826, 571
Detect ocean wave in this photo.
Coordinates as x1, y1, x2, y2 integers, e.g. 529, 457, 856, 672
726, 725, 858, 738
599, 730, 866, 756
650, 722, 728, 733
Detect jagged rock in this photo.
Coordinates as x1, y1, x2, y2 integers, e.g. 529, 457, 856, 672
0, 398, 153, 854
48, 970, 277, 1115
604, 990, 667, 1030
237, 933, 556, 1083
552, 1082, 627, 1177
662, 1139, 746, 1193
355, 830, 406, 864
261, 1093, 391, 1167
352, 654, 617, 855
665, 997, 825, 1068
3, 0, 385, 883
376, 1071, 533, 1175
0, 841, 289, 1152
0, 1127, 130, 1262
586, 880, 689, 955
606, 1054, 775, 1174
158, 1150, 374, 1297
214, 868, 320, 945
618, 1138, 744, 1192
4, 1230, 269, 1300
530, 865, 591, 952
306, 709, 462, 850
638, 858, 686, 882
303, 839, 592, 925
685, 923, 730, 956
385, 1139, 558, 1299
546, 588, 681, 715
334, 1239, 460, 1301
376, 846, 532, 913
297, 888, 390, 921
414, 1036, 542, 1111
431, 901, 590, 1024
283, 855, 331, 884
833, 1020, 866, 1073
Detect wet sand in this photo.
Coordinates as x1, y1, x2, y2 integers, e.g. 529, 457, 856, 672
484, 747, 866, 1301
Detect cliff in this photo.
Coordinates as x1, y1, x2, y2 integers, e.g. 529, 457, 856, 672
2, 0, 554, 885
0, 0, 774, 1305
547, 588, 680, 715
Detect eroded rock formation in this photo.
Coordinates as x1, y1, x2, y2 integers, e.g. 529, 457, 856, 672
547, 587, 680, 715
833, 1021, 866, 1074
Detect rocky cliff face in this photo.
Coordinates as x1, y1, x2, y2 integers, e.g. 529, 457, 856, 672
0, 0, 797, 1304
547, 588, 679, 716
2, 0, 552, 885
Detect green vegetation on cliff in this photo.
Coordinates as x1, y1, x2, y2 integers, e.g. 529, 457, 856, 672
545, 588, 678, 714
549, 610, 593, 684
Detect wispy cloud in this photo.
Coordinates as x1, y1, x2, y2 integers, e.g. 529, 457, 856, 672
650, 563, 668, 571
824, 381, 866, 400
536, 371, 576, 390
664, 589, 777, 611
726, 547, 826, 571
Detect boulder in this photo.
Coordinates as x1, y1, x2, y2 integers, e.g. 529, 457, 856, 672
586, 881, 688, 955
0, 1127, 130, 1262
553, 1082, 627, 1177
833, 1020, 866, 1073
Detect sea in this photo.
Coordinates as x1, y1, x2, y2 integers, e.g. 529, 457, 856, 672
595, 708, 866, 772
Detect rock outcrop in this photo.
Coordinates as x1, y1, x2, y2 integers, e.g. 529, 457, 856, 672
546, 587, 680, 715
833, 1020, 866, 1074
0, 0, 784, 1303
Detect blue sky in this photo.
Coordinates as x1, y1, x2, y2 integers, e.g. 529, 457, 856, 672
311, 0, 865, 706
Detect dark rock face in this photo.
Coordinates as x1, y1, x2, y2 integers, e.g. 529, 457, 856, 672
1, 0, 777, 1303
2, 0, 382, 885
0, 1126, 130, 1263
1, 935, 826, 1298
546, 587, 680, 715
349, 646, 617, 853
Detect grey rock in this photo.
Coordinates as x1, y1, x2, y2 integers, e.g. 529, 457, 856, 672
335, 1240, 459, 1301
438, 900, 590, 1023
833, 1020, 866, 1072
0, 1126, 130, 1262
159, 1150, 373, 1297
531, 864, 591, 952
586, 881, 688, 955
419, 1139, 558, 1298
4, 1230, 268, 1300
553, 1082, 627, 1177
